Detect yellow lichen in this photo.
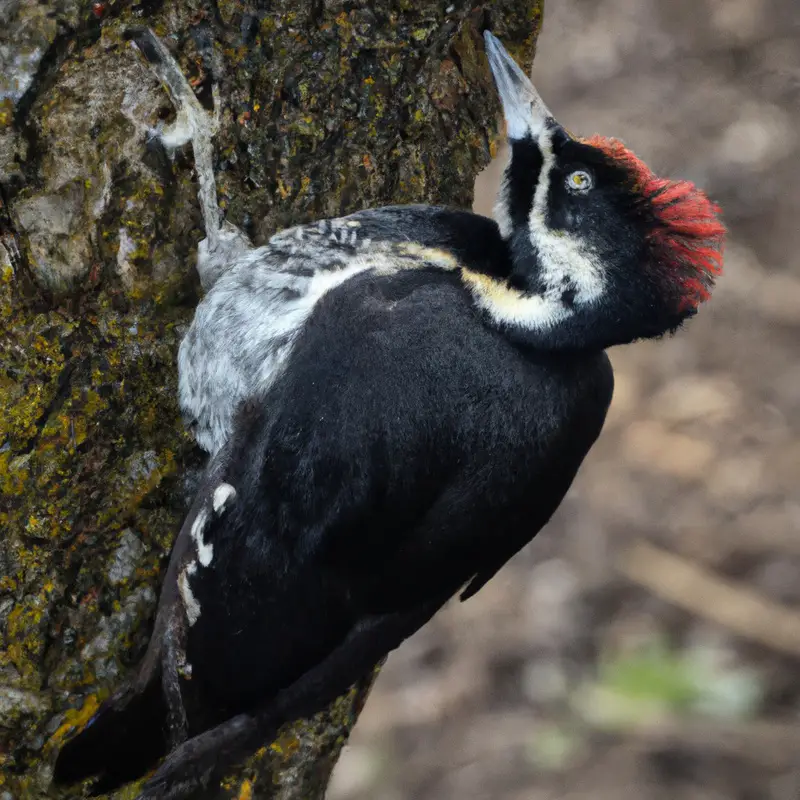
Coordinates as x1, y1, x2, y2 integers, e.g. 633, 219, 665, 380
49, 693, 101, 747
269, 732, 301, 759
1, 2, 546, 794
5, 594, 48, 684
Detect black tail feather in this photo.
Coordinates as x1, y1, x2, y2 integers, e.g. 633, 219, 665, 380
53, 677, 169, 795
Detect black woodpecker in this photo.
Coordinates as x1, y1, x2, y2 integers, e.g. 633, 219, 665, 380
52, 29, 725, 800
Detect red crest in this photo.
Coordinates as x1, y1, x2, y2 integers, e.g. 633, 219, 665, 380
584, 136, 725, 309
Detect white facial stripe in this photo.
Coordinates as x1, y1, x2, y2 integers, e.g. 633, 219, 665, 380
462, 269, 569, 330
493, 149, 514, 240
178, 561, 201, 626
481, 126, 606, 335
528, 128, 605, 309
531, 128, 555, 223
190, 508, 214, 567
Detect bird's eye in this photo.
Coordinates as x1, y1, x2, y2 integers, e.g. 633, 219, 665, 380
566, 170, 593, 194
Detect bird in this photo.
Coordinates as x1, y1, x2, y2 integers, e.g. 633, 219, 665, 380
52, 28, 725, 800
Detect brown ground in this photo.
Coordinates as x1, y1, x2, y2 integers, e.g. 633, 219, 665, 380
330, 1, 800, 798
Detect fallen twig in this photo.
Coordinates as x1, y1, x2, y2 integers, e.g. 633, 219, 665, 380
618, 540, 800, 658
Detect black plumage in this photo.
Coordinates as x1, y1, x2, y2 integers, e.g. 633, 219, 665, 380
54, 227, 613, 797
52, 30, 724, 800
189, 267, 613, 705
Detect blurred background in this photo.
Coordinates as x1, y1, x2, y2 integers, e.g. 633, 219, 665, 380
329, 0, 800, 798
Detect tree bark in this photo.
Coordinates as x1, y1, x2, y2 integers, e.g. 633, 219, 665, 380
0, 1, 544, 797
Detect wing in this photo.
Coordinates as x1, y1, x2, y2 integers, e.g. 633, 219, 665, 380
271, 205, 509, 276
179, 206, 510, 455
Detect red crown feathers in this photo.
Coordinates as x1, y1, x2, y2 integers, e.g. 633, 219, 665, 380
584, 136, 725, 309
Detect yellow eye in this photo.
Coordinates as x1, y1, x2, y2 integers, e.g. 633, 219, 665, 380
566, 170, 593, 193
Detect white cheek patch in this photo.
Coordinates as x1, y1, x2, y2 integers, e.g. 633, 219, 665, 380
190, 508, 214, 568
532, 228, 606, 304
528, 130, 605, 308
178, 561, 201, 626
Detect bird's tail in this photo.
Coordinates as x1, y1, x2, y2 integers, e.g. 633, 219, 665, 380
52, 675, 169, 795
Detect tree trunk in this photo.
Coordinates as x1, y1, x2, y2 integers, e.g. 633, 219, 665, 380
0, 1, 543, 797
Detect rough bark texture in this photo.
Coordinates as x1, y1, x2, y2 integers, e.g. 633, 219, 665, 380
0, 1, 543, 797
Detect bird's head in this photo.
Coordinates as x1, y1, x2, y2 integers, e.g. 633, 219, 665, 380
470, 31, 725, 351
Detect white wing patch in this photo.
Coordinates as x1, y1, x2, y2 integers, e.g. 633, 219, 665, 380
212, 482, 237, 515
178, 562, 201, 626
178, 481, 236, 625
190, 508, 213, 567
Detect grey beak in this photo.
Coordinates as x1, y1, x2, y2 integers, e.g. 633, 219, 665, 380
483, 30, 553, 141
